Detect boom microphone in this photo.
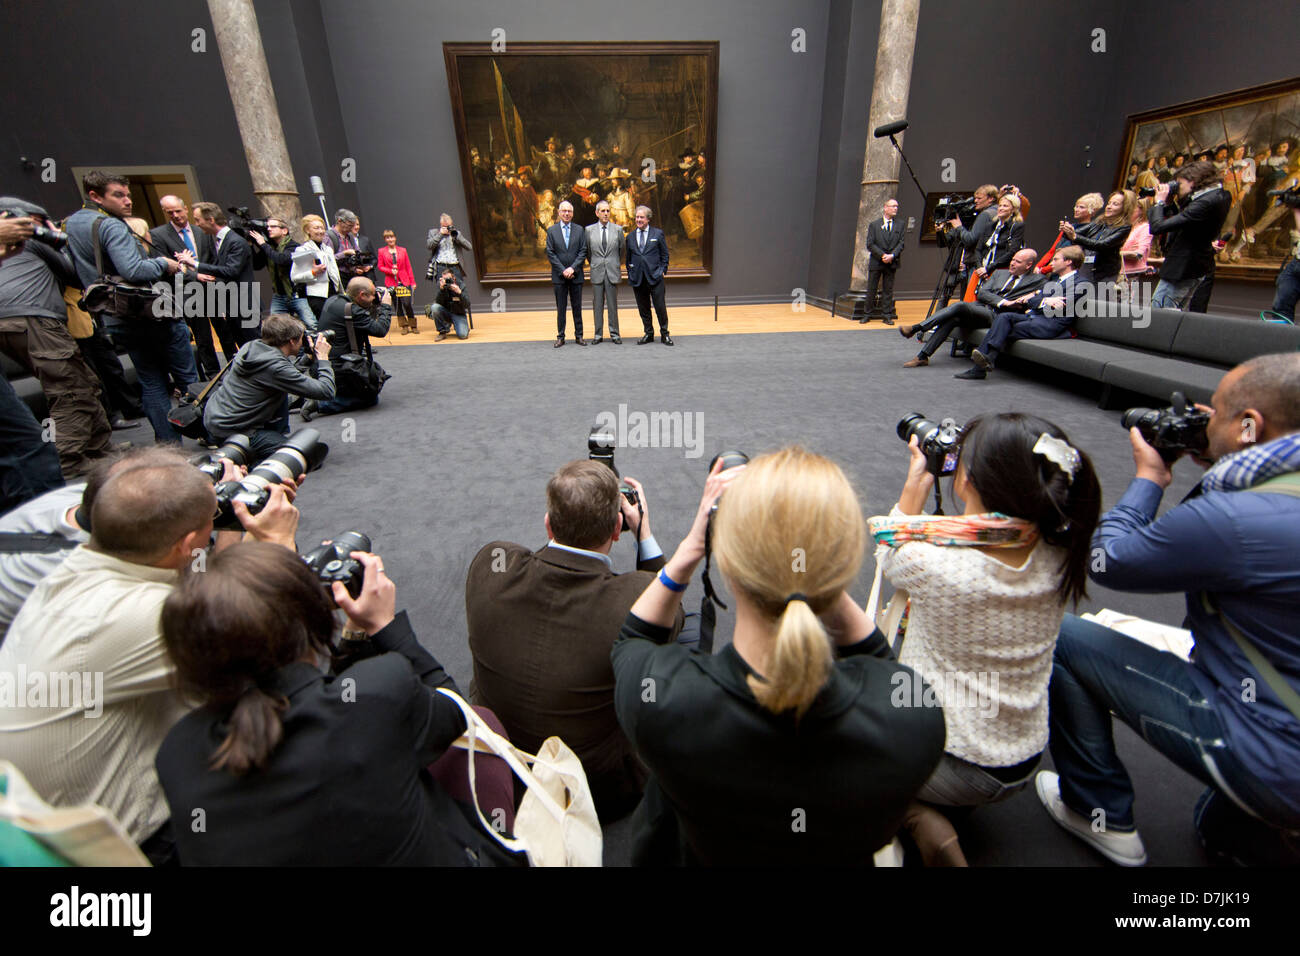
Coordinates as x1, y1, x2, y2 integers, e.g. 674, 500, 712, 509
873, 120, 909, 138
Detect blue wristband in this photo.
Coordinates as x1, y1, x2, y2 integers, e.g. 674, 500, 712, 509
657, 568, 687, 592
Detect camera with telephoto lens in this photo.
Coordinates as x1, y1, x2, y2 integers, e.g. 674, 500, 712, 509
933, 194, 976, 229
897, 413, 962, 477
301, 531, 371, 600
708, 451, 750, 473
1138, 186, 1158, 198
588, 425, 639, 531
225, 205, 274, 241
210, 427, 329, 531
0, 202, 69, 250
1266, 186, 1300, 209
190, 434, 252, 483
1121, 391, 1210, 462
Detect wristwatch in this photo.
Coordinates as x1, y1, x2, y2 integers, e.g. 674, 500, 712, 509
339, 627, 369, 643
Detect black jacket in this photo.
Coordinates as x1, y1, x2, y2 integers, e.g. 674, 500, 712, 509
1149, 186, 1231, 282
980, 218, 1024, 272
156, 612, 522, 866
435, 282, 469, 316
149, 222, 213, 263
867, 217, 905, 269
1070, 220, 1129, 282
317, 293, 392, 395
612, 612, 945, 865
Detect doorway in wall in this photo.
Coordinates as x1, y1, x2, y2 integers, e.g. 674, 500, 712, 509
71, 166, 202, 228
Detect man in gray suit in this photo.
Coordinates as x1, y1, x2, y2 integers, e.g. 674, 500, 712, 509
585, 200, 623, 344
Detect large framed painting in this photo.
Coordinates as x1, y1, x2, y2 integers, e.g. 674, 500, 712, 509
443, 41, 718, 283
1115, 77, 1300, 280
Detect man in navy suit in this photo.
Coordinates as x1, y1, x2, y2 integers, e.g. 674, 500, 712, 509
150, 195, 218, 378
193, 202, 260, 361
858, 197, 905, 324
545, 200, 587, 348
625, 205, 672, 346
956, 245, 1086, 380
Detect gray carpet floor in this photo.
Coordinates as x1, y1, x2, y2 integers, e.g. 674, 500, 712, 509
272, 323, 1214, 866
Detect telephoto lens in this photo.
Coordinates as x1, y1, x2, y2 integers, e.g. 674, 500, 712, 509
301, 531, 372, 601
709, 450, 750, 473
212, 428, 329, 530
190, 435, 251, 483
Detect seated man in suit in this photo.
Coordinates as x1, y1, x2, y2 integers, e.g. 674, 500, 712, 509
957, 245, 1087, 380
465, 460, 685, 822
149, 195, 218, 379
192, 201, 260, 358
898, 248, 1044, 367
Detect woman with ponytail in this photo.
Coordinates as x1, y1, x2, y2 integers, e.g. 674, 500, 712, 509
155, 541, 521, 866
871, 413, 1100, 862
612, 447, 945, 865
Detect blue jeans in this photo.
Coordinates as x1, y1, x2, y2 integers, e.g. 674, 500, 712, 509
429, 303, 469, 338
213, 396, 290, 465
269, 292, 317, 331
317, 393, 377, 416
104, 317, 197, 444
0, 370, 64, 513
1272, 258, 1300, 322
1049, 614, 1300, 859
1150, 276, 1201, 309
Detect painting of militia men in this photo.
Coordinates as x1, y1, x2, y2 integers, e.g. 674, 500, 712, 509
1116, 78, 1300, 279
444, 42, 718, 281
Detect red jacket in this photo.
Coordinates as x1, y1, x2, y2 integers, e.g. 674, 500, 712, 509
377, 245, 416, 287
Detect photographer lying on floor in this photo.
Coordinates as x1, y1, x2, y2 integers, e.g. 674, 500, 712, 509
1039, 353, 1300, 866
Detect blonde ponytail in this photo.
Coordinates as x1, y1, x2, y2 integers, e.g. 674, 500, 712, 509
746, 599, 834, 718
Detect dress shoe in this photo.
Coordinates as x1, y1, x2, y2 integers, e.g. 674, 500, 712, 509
661, 334, 674, 346
554, 337, 564, 348
637, 334, 654, 344
971, 348, 993, 371
435, 332, 448, 341
591, 336, 603, 344
954, 367, 986, 380
301, 400, 319, 421
611, 335, 622, 344
883, 316, 897, 325
902, 356, 929, 368
899, 324, 920, 339
575, 337, 587, 346
110, 415, 141, 430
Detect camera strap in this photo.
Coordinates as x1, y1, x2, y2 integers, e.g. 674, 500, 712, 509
0, 532, 78, 554
342, 304, 372, 362
694, 513, 726, 654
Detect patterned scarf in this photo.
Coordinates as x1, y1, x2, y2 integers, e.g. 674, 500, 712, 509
1198, 432, 1300, 494
869, 512, 1039, 549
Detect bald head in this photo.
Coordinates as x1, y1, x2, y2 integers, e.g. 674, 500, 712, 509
346, 276, 375, 299
90, 450, 216, 564
1008, 248, 1038, 275
1223, 353, 1300, 435
159, 195, 190, 230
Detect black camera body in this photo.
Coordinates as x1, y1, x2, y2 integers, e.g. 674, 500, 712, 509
210, 428, 329, 531
588, 425, 639, 531
898, 413, 962, 476
933, 194, 976, 229
1137, 185, 1158, 198
190, 434, 253, 483
301, 531, 371, 600
1121, 391, 1210, 462
0, 206, 68, 250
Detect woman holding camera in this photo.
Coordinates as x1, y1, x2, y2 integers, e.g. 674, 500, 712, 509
1061, 190, 1134, 284
154, 542, 521, 866
291, 214, 342, 323
612, 449, 946, 866
873, 414, 1100, 862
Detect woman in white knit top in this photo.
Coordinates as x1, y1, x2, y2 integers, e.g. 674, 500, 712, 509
875, 413, 1101, 821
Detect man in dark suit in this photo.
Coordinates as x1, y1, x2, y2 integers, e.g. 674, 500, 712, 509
150, 195, 218, 378
545, 200, 586, 347
625, 205, 672, 345
858, 198, 905, 324
957, 246, 1087, 380
327, 209, 377, 285
1148, 160, 1232, 309
192, 201, 260, 360
465, 460, 684, 822
898, 248, 1046, 367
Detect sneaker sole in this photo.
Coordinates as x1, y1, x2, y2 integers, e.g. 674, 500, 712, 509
1035, 773, 1147, 867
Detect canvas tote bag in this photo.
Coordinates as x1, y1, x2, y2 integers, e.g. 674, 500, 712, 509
436, 688, 602, 867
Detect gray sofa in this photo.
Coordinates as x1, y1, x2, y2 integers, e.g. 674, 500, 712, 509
965, 306, 1300, 407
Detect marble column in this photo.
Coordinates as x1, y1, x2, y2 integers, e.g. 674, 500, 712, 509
850, 0, 921, 295
206, 0, 304, 237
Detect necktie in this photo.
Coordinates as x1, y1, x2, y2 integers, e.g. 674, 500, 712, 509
602, 224, 607, 254
885, 220, 891, 232
213, 232, 222, 256
180, 227, 195, 255
639, 229, 645, 251
563, 224, 570, 245
1001, 276, 1017, 294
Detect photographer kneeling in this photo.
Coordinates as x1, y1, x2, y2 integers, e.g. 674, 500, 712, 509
203, 314, 336, 464
155, 542, 522, 866
429, 268, 470, 341
303, 277, 391, 420
611, 449, 945, 865
1041, 353, 1300, 866
873, 414, 1101, 864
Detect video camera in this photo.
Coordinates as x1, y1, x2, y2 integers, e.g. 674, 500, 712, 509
200, 427, 329, 531
225, 205, 275, 241
897, 413, 962, 477
588, 425, 640, 532
933, 194, 977, 229
1121, 391, 1210, 463
302, 531, 370, 601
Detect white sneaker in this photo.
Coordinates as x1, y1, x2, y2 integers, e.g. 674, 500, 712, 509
1035, 771, 1147, 866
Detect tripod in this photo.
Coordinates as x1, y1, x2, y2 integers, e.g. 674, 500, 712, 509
924, 229, 965, 321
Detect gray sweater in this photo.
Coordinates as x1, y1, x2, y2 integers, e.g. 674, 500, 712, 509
204, 340, 336, 439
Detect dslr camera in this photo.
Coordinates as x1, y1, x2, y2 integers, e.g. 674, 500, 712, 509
207, 428, 329, 531
1121, 391, 1210, 462
301, 531, 370, 600
0, 202, 69, 250
588, 425, 640, 531
898, 413, 962, 476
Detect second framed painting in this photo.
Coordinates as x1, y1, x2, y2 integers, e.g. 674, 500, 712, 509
443, 41, 718, 283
